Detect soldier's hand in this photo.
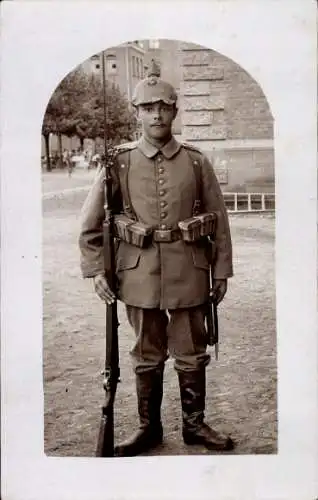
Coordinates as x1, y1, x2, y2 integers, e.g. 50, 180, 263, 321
210, 279, 228, 305
93, 274, 116, 304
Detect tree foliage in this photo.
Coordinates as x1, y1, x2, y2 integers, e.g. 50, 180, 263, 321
42, 67, 137, 146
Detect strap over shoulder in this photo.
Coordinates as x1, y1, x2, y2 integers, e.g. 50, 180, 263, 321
181, 142, 203, 214
113, 144, 136, 219
181, 141, 203, 155
115, 141, 138, 155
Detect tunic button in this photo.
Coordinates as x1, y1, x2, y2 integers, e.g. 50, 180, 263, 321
158, 167, 164, 174
157, 156, 163, 163
158, 179, 164, 185
160, 201, 166, 207
159, 190, 165, 196
160, 224, 167, 230
161, 212, 167, 218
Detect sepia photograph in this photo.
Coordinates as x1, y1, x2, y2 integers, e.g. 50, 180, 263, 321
2, 2, 316, 499
42, 38, 277, 458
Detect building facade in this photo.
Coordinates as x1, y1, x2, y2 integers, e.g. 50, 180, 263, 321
82, 41, 145, 103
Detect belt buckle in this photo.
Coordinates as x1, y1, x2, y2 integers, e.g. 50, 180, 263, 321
155, 229, 172, 242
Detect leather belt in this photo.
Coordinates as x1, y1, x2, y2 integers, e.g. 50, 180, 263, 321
153, 228, 182, 243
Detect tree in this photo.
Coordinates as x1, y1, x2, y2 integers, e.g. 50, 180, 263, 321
42, 69, 91, 169
80, 75, 137, 144
42, 67, 137, 170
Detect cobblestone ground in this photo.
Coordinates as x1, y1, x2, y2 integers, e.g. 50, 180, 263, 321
43, 182, 277, 457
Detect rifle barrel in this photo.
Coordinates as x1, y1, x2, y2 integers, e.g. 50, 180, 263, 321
101, 50, 108, 159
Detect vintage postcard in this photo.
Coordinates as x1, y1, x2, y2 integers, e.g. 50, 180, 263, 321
1, 1, 317, 499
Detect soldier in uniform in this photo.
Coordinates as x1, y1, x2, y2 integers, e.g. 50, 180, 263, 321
79, 61, 235, 456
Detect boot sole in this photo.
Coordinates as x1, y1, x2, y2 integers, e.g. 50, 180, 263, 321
183, 434, 235, 451
114, 436, 163, 457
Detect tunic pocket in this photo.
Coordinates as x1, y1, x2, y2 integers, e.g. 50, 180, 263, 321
191, 245, 210, 270
116, 240, 141, 271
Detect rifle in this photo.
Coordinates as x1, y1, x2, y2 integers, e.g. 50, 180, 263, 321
96, 52, 120, 457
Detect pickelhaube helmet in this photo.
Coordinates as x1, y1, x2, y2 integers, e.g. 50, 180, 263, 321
131, 59, 178, 106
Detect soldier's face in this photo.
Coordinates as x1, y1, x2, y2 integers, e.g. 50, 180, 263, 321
137, 102, 177, 140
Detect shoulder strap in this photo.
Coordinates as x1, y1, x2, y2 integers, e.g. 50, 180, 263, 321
116, 149, 136, 220
115, 141, 138, 152
183, 146, 203, 215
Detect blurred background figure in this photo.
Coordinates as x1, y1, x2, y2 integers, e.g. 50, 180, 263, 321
91, 152, 101, 170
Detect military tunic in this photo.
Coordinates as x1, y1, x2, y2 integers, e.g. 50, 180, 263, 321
79, 136, 233, 310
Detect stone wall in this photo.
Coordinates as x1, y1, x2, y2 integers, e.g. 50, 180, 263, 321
212, 148, 275, 192
178, 42, 274, 192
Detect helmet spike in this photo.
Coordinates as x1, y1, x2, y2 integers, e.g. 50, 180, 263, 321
147, 59, 161, 78
131, 58, 177, 106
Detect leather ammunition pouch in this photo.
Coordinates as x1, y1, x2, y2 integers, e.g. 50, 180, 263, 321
114, 214, 153, 248
178, 212, 217, 242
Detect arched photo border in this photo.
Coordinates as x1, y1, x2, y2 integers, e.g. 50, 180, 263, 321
1, 1, 317, 499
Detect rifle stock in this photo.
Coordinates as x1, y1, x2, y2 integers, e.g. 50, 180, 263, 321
96, 301, 119, 457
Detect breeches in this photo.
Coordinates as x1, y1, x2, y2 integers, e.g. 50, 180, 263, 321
126, 305, 211, 374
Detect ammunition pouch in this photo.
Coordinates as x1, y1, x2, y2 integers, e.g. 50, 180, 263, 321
178, 213, 217, 242
114, 214, 153, 248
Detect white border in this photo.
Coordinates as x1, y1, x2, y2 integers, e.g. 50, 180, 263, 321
1, 1, 317, 499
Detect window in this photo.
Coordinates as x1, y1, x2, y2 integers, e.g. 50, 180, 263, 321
132, 56, 136, 77
134, 130, 143, 140
223, 192, 275, 212
139, 58, 143, 78
106, 55, 117, 75
149, 39, 160, 49
137, 58, 141, 78
91, 54, 101, 70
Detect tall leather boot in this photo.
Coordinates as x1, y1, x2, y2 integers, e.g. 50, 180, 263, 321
178, 369, 234, 451
114, 368, 164, 457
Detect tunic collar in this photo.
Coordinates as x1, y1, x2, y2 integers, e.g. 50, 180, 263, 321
137, 136, 181, 159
